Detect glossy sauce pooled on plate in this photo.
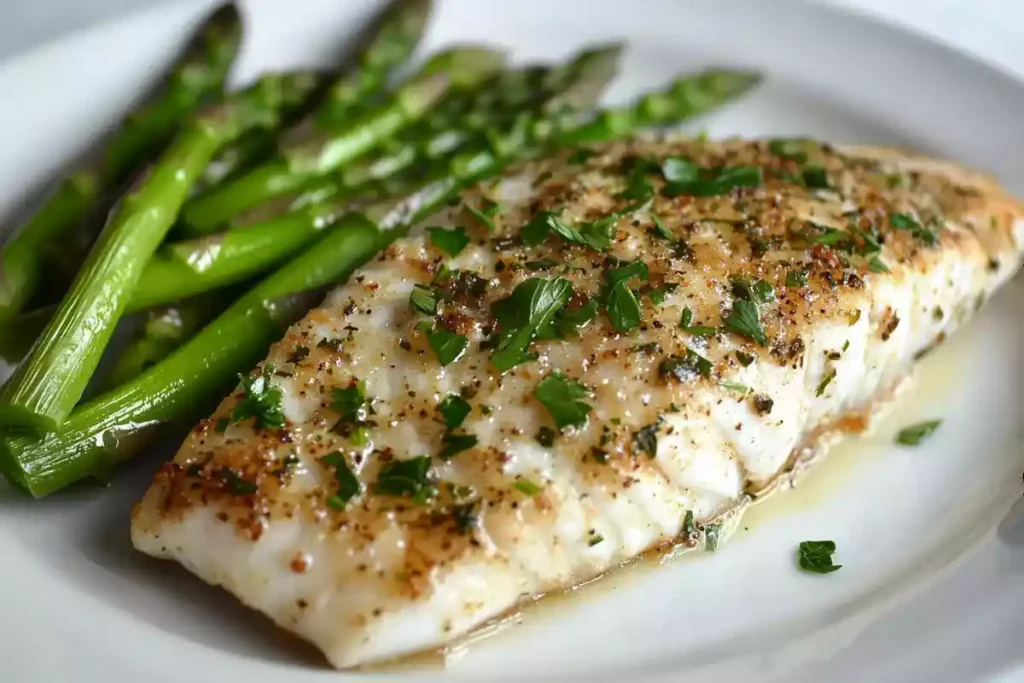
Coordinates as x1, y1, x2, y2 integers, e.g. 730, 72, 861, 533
131, 135, 1024, 668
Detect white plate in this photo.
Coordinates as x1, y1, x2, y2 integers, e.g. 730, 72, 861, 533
1, 1, 1023, 681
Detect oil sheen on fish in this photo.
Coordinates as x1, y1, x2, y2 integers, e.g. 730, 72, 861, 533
131, 136, 1024, 668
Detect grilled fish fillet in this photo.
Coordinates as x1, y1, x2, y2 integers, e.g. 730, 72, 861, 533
132, 136, 1024, 668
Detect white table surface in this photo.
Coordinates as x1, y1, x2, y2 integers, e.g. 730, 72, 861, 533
1, 1, 1022, 682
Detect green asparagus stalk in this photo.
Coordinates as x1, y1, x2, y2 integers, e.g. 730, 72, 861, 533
0, 68, 760, 362
0, 3, 243, 322
179, 46, 508, 234
0, 68, 763, 495
192, 0, 433, 194
0, 72, 322, 433
103, 291, 237, 388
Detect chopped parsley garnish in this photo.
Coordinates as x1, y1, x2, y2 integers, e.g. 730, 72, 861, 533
736, 351, 755, 366
752, 280, 775, 302
427, 226, 470, 257
604, 260, 649, 332
868, 256, 890, 273
534, 372, 592, 429
633, 422, 660, 458
786, 268, 808, 287
719, 380, 749, 394
679, 307, 717, 336
798, 540, 842, 574
768, 137, 814, 162
464, 198, 498, 230
616, 166, 655, 203
536, 426, 556, 447
555, 300, 599, 336
809, 227, 849, 246
662, 164, 763, 197
287, 345, 310, 364
521, 211, 615, 251
439, 433, 478, 460
514, 479, 543, 495
231, 365, 285, 430
426, 329, 468, 367
661, 156, 698, 182
374, 456, 435, 503
587, 531, 604, 547
317, 337, 343, 352
222, 468, 257, 496
650, 215, 673, 240
723, 299, 769, 346
567, 148, 597, 165
331, 381, 367, 420
890, 213, 918, 230
815, 369, 836, 397
802, 166, 830, 189
214, 417, 229, 433
647, 285, 674, 305
438, 394, 471, 429
452, 502, 478, 533
491, 277, 572, 372
321, 451, 361, 509
895, 420, 942, 446
659, 350, 712, 383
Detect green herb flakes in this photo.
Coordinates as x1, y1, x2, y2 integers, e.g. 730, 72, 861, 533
534, 372, 592, 429
662, 165, 762, 198
798, 540, 842, 574
815, 369, 836, 397
786, 268, 808, 287
633, 422, 660, 458
464, 198, 498, 230
895, 420, 942, 446
321, 451, 361, 509
374, 456, 435, 503
222, 468, 257, 496
868, 256, 890, 273
680, 307, 717, 337
426, 329, 468, 367
439, 433, 478, 460
438, 394, 471, 429
287, 345, 310, 364
723, 299, 769, 346
536, 426, 556, 447
659, 350, 713, 383
514, 479, 543, 496
491, 277, 572, 372
231, 365, 285, 430
427, 226, 470, 257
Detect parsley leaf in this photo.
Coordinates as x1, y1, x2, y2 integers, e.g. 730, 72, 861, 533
526, 258, 558, 271
798, 540, 842, 574
663, 165, 762, 197
604, 260, 649, 332
426, 329, 468, 367
719, 380, 749, 393
231, 366, 285, 430
534, 372, 592, 429
567, 148, 597, 165
523, 211, 616, 251
679, 307, 717, 337
890, 213, 919, 230
661, 156, 699, 183
815, 368, 836, 397
659, 351, 712, 383
331, 381, 366, 420
464, 198, 498, 230
768, 137, 813, 162
321, 451, 361, 509
514, 479, 543, 495
222, 468, 257, 496
427, 226, 470, 257
438, 394, 471, 429
723, 299, 769, 346
439, 433, 478, 460
554, 300, 599, 336
650, 215, 673, 240
409, 285, 438, 315
786, 268, 808, 287
868, 256, 890, 273
633, 422, 660, 458
895, 420, 942, 446
491, 278, 572, 372
802, 165, 830, 189
374, 456, 435, 503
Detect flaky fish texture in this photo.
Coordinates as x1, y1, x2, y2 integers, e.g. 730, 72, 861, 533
132, 136, 1024, 668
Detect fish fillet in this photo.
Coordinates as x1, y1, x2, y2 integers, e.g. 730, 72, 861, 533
131, 136, 1024, 668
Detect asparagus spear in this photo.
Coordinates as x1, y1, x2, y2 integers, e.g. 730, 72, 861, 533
104, 291, 237, 388
0, 72, 321, 433
0, 68, 762, 496
0, 4, 243, 322
192, 0, 433, 194
179, 46, 508, 234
